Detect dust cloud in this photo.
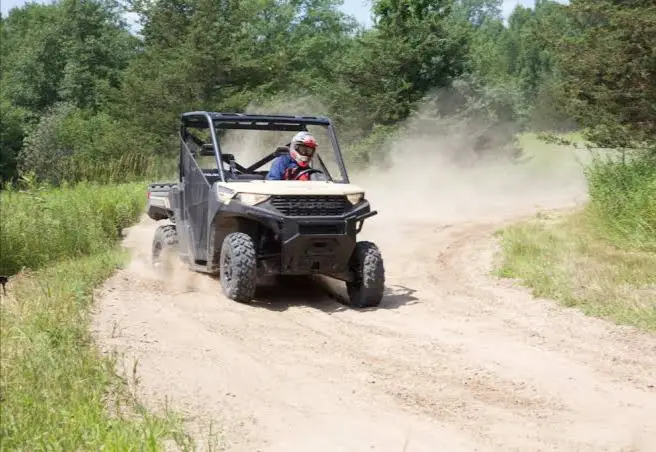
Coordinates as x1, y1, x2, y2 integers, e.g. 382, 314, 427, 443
126, 91, 588, 288
348, 96, 589, 229
119, 218, 218, 294
220, 91, 589, 227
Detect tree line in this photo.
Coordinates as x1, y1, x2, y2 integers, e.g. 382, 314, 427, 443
1, 0, 653, 185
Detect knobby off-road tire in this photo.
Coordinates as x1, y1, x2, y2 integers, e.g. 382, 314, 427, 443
152, 224, 178, 273
220, 232, 257, 303
346, 241, 385, 308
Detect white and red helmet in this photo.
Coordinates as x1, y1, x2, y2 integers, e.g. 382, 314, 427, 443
289, 131, 317, 168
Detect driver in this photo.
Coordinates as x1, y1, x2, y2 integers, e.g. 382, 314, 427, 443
266, 131, 317, 180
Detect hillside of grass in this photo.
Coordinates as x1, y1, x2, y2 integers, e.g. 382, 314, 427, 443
0, 183, 190, 450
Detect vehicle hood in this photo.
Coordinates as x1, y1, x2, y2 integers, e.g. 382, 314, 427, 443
217, 180, 365, 196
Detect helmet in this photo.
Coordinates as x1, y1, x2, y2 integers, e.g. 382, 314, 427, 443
289, 131, 317, 168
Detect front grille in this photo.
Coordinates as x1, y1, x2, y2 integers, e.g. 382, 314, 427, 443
270, 195, 350, 217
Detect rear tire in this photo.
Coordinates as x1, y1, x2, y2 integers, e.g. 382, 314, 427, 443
220, 232, 257, 303
152, 224, 178, 273
346, 241, 385, 308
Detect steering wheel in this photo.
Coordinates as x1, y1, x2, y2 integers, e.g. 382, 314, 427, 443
294, 168, 325, 180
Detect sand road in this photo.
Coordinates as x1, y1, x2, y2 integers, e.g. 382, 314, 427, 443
92, 154, 656, 452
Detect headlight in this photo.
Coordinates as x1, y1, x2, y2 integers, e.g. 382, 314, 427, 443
346, 193, 364, 205
236, 193, 271, 206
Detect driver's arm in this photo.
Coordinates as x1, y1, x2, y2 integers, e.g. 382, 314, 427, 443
266, 156, 286, 180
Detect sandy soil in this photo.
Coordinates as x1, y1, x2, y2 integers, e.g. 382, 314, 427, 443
91, 143, 656, 451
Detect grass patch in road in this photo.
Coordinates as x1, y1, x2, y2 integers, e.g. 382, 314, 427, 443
495, 210, 656, 332
0, 250, 192, 450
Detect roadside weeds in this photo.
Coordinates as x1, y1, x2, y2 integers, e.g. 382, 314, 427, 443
0, 243, 193, 450
495, 209, 656, 333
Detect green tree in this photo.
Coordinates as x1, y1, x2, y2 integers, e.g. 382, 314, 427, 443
1, 0, 137, 113
332, 0, 469, 127
0, 97, 31, 184
554, 0, 656, 149
450, 0, 502, 26
57, 0, 138, 110
111, 0, 356, 139
1, 4, 65, 112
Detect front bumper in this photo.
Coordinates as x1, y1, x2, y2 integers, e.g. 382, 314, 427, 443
277, 217, 356, 276
243, 199, 377, 278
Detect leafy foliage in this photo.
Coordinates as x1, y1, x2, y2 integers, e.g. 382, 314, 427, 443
1, 0, 136, 113
553, 0, 656, 150
0, 97, 31, 183
0, 0, 653, 193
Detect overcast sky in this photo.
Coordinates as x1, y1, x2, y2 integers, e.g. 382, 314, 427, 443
2, 0, 542, 26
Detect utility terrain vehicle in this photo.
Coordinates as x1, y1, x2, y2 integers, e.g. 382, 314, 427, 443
146, 111, 385, 307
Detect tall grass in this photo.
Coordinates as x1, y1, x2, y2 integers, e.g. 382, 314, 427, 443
62, 153, 178, 185
585, 151, 656, 251
0, 251, 191, 450
496, 146, 656, 331
0, 182, 192, 449
9, 152, 178, 189
0, 182, 148, 276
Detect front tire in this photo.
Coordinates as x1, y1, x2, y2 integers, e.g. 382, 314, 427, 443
346, 241, 385, 308
220, 232, 257, 303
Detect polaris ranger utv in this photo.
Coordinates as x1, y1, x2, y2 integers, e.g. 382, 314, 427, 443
146, 111, 385, 308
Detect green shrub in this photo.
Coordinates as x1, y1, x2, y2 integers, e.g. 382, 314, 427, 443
17, 103, 175, 186
0, 181, 147, 276
585, 151, 656, 251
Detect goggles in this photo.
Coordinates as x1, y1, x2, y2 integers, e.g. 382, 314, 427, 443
295, 144, 316, 157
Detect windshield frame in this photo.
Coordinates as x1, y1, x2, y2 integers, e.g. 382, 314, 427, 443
179, 112, 350, 184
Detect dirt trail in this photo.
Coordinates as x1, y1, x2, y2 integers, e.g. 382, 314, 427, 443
92, 135, 656, 451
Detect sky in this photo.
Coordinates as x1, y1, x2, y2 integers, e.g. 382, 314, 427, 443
2, 0, 541, 26
340, 0, 545, 27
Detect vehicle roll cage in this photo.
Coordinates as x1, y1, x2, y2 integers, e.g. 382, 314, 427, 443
178, 111, 350, 184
